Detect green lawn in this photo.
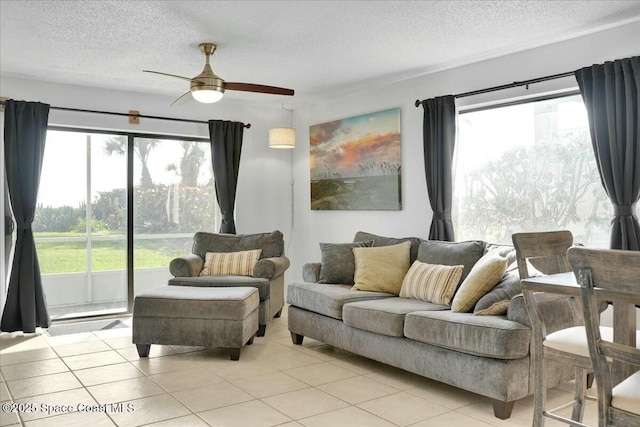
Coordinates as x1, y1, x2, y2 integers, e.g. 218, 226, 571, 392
35, 236, 190, 274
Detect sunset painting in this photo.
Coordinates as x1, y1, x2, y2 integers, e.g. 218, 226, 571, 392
310, 108, 401, 210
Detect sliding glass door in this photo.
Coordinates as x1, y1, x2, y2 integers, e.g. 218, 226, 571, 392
35, 131, 127, 319
34, 129, 215, 320
132, 137, 219, 296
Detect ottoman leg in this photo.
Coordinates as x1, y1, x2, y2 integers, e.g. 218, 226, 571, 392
290, 332, 304, 345
136, 344, 151, 357
228, 348, 242, 361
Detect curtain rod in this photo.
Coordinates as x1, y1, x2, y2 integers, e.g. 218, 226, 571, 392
414, 70, 575, 107
0, 101, 251, 128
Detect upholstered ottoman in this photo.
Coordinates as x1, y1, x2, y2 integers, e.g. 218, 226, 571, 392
133, 286, 259, 360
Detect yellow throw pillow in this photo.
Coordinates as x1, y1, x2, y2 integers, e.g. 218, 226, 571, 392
451, 252, 508, 313
399, 261, 463, 305
352, 241, 411, 294
199, 249, 262, 277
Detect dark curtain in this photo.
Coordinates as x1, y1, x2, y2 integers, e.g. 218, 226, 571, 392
208, 120, 245, 234
575, 56, 640, 250
1, 100, 51, 333
421, 95, 456, 241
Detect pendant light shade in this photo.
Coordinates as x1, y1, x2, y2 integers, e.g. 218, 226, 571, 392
269, 127, 296, 148
269, 105, 295, 149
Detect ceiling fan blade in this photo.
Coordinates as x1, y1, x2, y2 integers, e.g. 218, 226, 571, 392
170, 91, 193, 106
225, 82, 294, 96
143, 70, 193, 82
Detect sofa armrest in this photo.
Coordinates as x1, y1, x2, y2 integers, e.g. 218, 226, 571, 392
169, 254, 204, 277
303, 262, 322, 283
253, 256, 290, 280
507, 293, 581, 334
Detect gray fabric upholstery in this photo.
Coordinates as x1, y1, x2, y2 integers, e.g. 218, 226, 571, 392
473, 270, 521, 315
507, 293, 581, 332
318, 241, 373, 284
417, 239, 485, 282
192, 230, 284, 259
286, 282, 394, 319
133, 286, 258, 349
484, 243, 517, 266
253, 257, 290, 280
169, 276, 270, 300
404, 311, 531, 359
169, 231, 288, 333
288, 305, 533, 402
134, 286, 258, 320
353, 231, 423, 264
169, 254, 204, 277
343, 298, 448, 337
303, 263, 322, 283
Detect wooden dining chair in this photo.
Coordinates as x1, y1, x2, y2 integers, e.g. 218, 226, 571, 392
513, 230, 605, 427
568, 246, 640, 427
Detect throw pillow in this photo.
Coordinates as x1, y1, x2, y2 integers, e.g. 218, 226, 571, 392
473, 270, 522, 315
417, 240, 485, 282
451, 252, 508, 312
399, 261, 463, 305
352, 241, 411, 294
318, 241, 374, 284
353, 231, 422, 264
199, 249, 262, 277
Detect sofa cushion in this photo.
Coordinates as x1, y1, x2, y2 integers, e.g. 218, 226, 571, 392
451, 252, 507, 313
343, 297, 448, 337
352, 241, 411, 294
473, 270, 521, 315
200, 249, 262, 277
286, 282, 394, 319
168, 276, 270, 300
417, 240, 485, 282
404, 311, 531, 359
353, 231, 423, 264
399, 261, 463, 305
192, 230, 284, 259
318, 241, 373, 285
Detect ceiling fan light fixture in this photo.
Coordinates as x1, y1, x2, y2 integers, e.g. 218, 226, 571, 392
269, 127, 296, 149
191, 86, 224, 103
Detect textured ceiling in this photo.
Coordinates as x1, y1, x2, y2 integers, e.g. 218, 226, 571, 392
1, 0, 639, 104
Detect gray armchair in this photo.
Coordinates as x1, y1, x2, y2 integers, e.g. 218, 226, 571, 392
168, 230, 290, 336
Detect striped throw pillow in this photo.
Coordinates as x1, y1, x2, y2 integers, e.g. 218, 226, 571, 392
199, 249, 262, 277
399, 261, 463, 305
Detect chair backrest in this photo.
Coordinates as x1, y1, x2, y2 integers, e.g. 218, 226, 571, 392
567, 246, 640, 422
512, 230, 573, 279
192, 230, 284, 260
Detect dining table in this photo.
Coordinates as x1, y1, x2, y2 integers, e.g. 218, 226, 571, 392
521, 271, 638, 385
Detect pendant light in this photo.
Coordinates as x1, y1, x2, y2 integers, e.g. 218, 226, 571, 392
269, 104, 295, 149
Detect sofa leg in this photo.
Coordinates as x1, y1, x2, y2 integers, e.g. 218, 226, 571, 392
246, 335, 255, 345
492, 400, 515, 420
228, 348, 241, 361
290, 332, 304, 345
257, 324, 267, 337
136, 344, 150, 357
274, 309, 282, 318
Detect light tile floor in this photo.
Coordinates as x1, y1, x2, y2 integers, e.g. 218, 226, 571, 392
0, 307, 600, 427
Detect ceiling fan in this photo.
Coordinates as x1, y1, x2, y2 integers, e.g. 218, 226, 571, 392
143, 43, 295, 106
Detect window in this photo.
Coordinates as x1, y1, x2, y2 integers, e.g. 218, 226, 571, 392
452, 94, 612, 246
34, 129, 218, 319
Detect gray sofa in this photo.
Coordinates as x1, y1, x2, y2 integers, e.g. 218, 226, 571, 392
286, 231, 581, 420
169, 230, 290, 336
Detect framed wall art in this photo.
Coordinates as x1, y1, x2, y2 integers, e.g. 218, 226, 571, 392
310, 107, 401, 210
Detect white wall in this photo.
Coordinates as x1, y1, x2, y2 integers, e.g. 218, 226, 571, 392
288, 21, 640, 282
